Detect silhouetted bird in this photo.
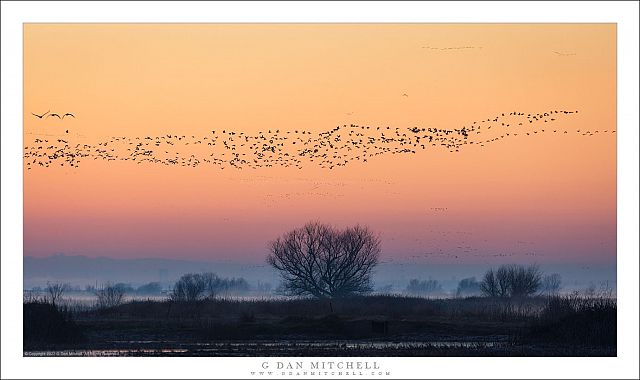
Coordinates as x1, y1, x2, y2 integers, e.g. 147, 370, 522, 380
31, 110, 49, 119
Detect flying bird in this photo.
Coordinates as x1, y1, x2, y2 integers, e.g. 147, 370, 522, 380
31, 110, 49, 119
62, 113, 75, 119
553, 51, 576, 56
47, 113, 62, 119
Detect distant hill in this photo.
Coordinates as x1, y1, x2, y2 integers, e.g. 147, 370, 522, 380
23, 254, 278, 288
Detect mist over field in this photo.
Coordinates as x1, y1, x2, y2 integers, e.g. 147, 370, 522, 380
23, 254, 615, 295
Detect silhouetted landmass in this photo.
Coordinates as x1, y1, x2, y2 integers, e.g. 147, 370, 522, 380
23, 295, 615, 356
528, 295, 616, 346
23, 301, 84, 349
23, 254, 279, 289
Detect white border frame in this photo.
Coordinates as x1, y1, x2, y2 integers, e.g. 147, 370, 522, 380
2, 1, 638, 379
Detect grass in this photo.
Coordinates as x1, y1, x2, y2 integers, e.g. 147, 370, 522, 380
23, 301, 84, 349
91, 295, 548, 321
526, 294, 616, 347
23, 294, 616, 356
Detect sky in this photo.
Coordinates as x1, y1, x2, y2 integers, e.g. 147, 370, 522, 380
23, 24, 616, 266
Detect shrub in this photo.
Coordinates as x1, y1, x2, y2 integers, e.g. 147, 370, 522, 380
45, 282, 70, 307
95, 282, 127, 309
136, 282, 163, 294
456, 277, 482, 297
170, 273, 208, 302
23, 301, 83, 346
170, 273, 253, 302
540, 273, 562, 296
406, 279, 443, 295
528, 294, 616, 346
480, 264, 542, 298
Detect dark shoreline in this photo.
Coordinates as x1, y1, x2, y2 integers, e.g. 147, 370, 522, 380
23, 295, 616, 357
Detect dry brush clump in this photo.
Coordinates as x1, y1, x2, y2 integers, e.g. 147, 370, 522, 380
45, 282, 70, 307
169, 273, 251, 302
456, 277, 482, 297
480, 264, 542, 298
406, 279, 443, 296
101, 294, 548, 323
94, 283, 127, 309
23, 283, 84, 347
527, 293, 616, 346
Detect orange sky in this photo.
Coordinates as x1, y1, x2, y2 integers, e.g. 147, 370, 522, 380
23, 24, 616, 264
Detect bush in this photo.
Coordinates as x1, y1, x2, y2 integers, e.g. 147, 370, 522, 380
528, 294, 616, 346
540, 273, 562, 296
226, 277, 250, 293
480, 264, 542, 298
114, 283, 135, 293
171, 273, 208, 302
170, 273, 254, 302
456, 277, 481, 297
23, 301, 83, 346
136, 282, 163, 294
406, 279, 443, 295
45, 282, 70, 307
95, 283, 127, 309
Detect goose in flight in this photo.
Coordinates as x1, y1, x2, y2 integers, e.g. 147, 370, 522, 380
31, 110, 49, 119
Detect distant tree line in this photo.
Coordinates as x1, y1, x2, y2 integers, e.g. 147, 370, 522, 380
170, 273, 250, 302
85, 282, 162, 295
406, 279, 443, 295
94, 282, 127, 309
404, 266, 562, 299
479, 264, 562, 298
456, 277, 482, 297
26, 262, 565, 308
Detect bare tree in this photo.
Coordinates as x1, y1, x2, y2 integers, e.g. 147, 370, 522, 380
508, 264, 542, 297
480, 264, 542, 298
169, 272, 252, 302
496, 266, 512, 297
479, 269, 499, 297
267, 222, 381, 298
45, 282, 70, 307
406, 279, 443, 295
170, 273, 207, 302
95, 282, 127, 309
540, 273, 562, 296
456, 277, 482, 297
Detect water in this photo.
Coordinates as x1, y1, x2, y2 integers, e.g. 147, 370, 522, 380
25, 339, 506, 357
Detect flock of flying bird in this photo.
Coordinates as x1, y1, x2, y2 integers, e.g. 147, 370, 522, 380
24, 109, 614, 171
31, 110, 75, 120
31, 110, 75, 134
